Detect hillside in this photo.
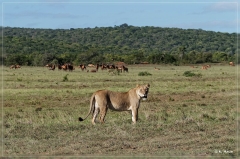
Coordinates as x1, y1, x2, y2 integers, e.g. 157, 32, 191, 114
1, 24, 238, 66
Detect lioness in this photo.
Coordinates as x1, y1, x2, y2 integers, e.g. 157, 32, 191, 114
79, 84, 150, 125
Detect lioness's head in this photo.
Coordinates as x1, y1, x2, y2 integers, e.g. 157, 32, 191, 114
136, 84, 150, 100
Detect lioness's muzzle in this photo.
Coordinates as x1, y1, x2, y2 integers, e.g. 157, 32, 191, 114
142, 95, 148, 100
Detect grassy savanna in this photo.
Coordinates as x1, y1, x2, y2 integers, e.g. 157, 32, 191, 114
2, 64, 238, 158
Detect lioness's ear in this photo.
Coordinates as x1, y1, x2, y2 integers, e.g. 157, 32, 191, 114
146, 83, 150, 88
136, 84, 140, 87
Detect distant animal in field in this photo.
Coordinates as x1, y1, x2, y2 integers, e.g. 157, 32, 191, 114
107, 64, 115, 69
61, 63, 74, 71
206, 64, 211, 68
16, 65, 21, 68
79, 64, 86, 71
49, 65, 55, 70
57, 64, 62, 70
122, 66, 128, 72
10, 64, 21, 69
79, 84, 150, 125
101, 64, 108, 70
61, 64, 68, 71
45, 64, 53, 68
67, 64, 74, 71
154, 67, 160, 70
202, 65, 208, 70
90, 69, 97, 73
115, 66, 122, 73
202, 64, 211, 70
229, 62, 235, 66
10, 65, 14, 69
88, 64, 95, 67
10, 65, 16, 69
96, 64, 99, 71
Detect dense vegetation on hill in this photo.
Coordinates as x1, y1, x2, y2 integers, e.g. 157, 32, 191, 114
1, 24, 238, 66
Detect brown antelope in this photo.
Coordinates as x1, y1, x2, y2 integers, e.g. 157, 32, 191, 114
115, 66, 122, 73
202, 65, 208, 70
90, 69, 97, 73
10, 64, 21, 69
79, 64, 86, 71
45, 63, 53, 68
229, 62, 235, 66
122, 65, 128, 72
49, 65, 55, 71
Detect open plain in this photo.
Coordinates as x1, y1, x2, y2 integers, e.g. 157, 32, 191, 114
2, 64, 239, 158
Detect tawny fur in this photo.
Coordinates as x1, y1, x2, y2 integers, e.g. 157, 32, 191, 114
79, 84, 150, 125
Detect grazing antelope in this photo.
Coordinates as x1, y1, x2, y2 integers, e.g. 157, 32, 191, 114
49, 65, 55, 70
96, 64, 99, 71
61, 64, 68, 71
101, 64, 108, 70
57, 64, 62, 70
202, 65, 208, 70
79, 64, 86, 71
15, 65, 21, 68
10, 64, 21, 69
88, 64, 95, 67
90, 69, 97, 73
115, 66, 122, 73
122, 65, 128, 72
206, 65, 211, 68
229, 62, 235, 66
10, 65, 16, 69
45, 64, 53, 68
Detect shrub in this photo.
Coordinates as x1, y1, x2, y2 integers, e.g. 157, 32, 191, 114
183, 71, 195, 77
17, 78, 22, 81
138, 71, 152, 76
62, 74, 69, 82
183, 71, 202, 77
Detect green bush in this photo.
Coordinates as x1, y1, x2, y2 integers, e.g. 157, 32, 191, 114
138, 71, 152, 76
62, 74, 69, 82
183, 71, 195, 77
183, 71, 202, 77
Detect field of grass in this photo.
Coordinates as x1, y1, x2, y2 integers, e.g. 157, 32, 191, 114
2, 64, 239, 158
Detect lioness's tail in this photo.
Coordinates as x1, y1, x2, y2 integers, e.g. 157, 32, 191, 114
79, 94, 95, 122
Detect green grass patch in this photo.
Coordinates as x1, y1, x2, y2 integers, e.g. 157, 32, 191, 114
2, 65, 238, 157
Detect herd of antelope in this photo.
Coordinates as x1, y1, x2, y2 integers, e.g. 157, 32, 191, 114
188, 61, 235, 70
9, 61, 236, 71
44, 62, 129, 73
45, 63, 74, 71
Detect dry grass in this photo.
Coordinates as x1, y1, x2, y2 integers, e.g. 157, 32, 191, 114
2, 64, 239, 158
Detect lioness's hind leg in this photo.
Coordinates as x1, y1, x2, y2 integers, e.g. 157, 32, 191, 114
92, 107, 99, 125
99, 107, 108, 123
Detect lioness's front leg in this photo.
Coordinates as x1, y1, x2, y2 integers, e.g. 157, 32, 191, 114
131, 109, 138, 124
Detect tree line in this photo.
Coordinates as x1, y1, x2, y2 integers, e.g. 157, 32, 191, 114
1, 24, 238, 66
